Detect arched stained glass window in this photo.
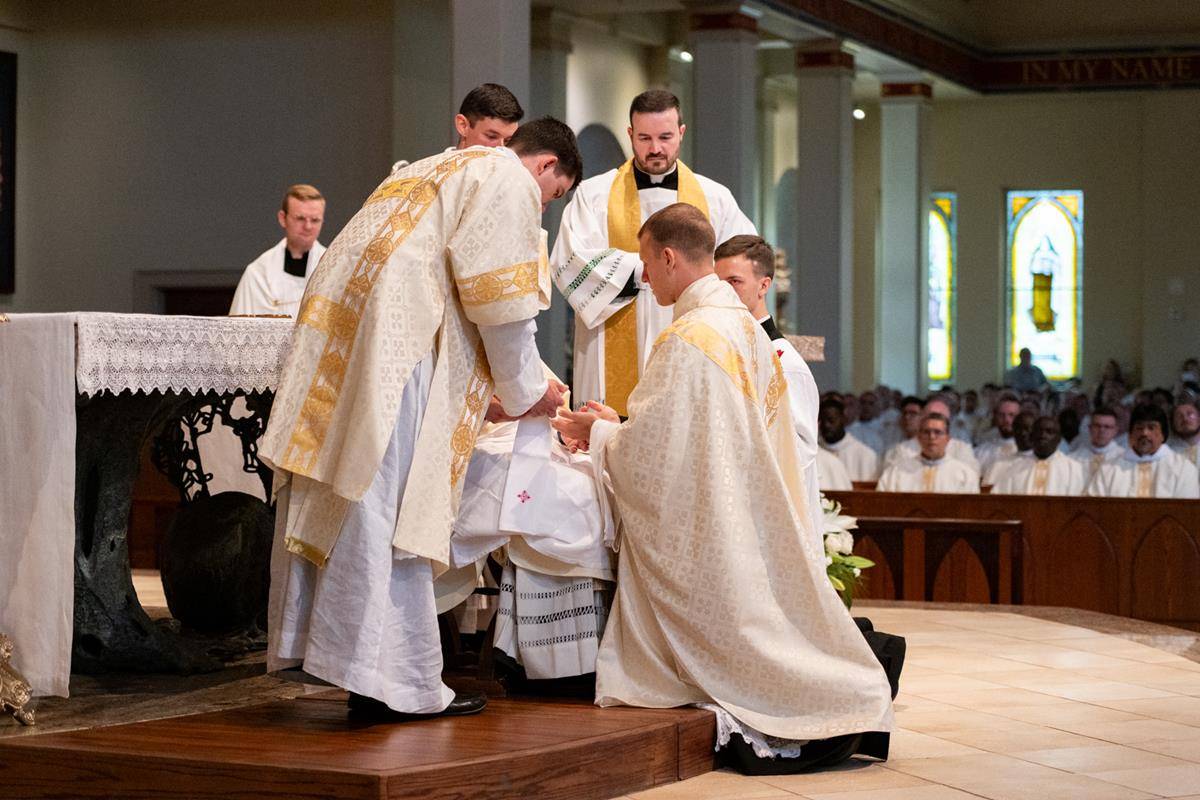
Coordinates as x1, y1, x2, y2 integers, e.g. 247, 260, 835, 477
1005, 190, 1083, 381
927, 192, 956, 387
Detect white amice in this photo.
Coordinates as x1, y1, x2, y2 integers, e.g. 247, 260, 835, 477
1086, 446, 1200, 499
229, 238, 326, 317
877, 456, 980, 493
992, 451, 1086, 496
821, 432, 880, 482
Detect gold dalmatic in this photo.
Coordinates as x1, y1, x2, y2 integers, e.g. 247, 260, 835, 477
603, 160, 710, 416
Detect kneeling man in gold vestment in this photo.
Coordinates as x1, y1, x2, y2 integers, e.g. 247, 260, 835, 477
553, 204, 894, 771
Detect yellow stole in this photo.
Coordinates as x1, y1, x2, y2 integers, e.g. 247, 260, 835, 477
603, 159, 710, 416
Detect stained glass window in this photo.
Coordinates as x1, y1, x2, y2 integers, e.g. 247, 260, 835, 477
1005, 190, 1083, 381
927, 192, 956, 387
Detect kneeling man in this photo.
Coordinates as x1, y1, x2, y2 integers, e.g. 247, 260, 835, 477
554, 204, 893, 768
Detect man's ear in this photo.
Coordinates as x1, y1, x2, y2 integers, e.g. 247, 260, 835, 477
538, 153, 559, 176
454, 114, 471, 139
678, 123, 687, 139
277, 209, 287, 229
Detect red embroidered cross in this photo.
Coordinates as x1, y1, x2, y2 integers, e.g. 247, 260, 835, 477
517, 490, 531, 504
776, 349, 784, 358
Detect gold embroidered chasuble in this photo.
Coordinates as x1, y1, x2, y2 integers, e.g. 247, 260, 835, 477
260, 147, 549, 569
591, 275, 894, 740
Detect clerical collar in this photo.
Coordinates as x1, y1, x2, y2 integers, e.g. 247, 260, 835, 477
633, 163, 679, 191
283, 248, 309, 278
1125, 444, 1172, 464
919, 455, 945, 467
758, 315, 783, 342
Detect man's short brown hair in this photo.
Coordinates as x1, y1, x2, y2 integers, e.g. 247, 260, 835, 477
507, 116, 584, 189
638, 203, 715, 263
281, 184, 323, 214
629, 89, 681, 123
715, 235, 774, 279
459, 83, 524, 124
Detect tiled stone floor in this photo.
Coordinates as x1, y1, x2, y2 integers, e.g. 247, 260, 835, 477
621, 603, 1200, 800
16, 576, 1200, 799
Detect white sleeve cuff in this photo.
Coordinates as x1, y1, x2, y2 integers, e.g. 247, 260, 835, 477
478, 317, 547, 416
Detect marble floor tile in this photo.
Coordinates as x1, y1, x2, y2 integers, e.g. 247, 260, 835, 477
1013, 742, 1191, 772
756, 765, 930, 795
1089, 764, 1200, 797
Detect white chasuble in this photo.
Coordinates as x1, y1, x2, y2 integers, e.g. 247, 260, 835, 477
1170, 437, 1200, 472
588, 275, 893, 741
260, 147, 550, 570
883, 436, 980, 474
230, 238, 327, 317
992, 451, 1085, 496
1070, 440, 1124, 483
877, 457, 980, 494
821, 433, 880, 482
1087, 446, 1200, 499
816, 447, 853, 491
552, 161, 755, 414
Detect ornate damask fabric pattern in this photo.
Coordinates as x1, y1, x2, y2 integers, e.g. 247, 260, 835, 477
593, 277, 895, 741
74, 313, 292, 396
259, 147, 545, 567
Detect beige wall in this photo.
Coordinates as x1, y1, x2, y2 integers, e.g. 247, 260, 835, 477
565, 22, 650, 159
1, 1, 392, 313
852, 89, 1200, 392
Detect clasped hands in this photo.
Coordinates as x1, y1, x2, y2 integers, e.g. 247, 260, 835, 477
551, 400, 620, 453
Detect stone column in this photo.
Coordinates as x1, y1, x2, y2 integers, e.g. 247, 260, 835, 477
530, 6, 572, 376
688, 10, 760, 219
391, 0, 531, 160
794, 42, 855, 392
879, 79, 932, 393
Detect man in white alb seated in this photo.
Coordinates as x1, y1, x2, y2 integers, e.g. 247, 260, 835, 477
1087, 404, 1200, 499
260, 119, 582, 720
975, 395, 1021, 481
877, 413, 979, 493
552, 204, 893, 771
1069, 407, 1124, 483
230, 184, 326, 317
552, 89, 755, 417
993, 416, 1085, 496
849, 390, 887, 454
447, 375, 615, 680
816, 446, 854, 491
1170, 399, 1200, 471
714, 234, 824, 537
882, 395, 980, 473
984, 410, 1037, 486
819, 397, 880, 483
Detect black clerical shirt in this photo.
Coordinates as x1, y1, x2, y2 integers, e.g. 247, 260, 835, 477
283, 249, 309, 278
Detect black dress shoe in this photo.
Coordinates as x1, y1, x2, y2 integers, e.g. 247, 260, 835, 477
347, 690, 487, 720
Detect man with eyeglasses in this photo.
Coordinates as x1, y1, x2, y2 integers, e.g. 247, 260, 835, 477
877, 412, 980, 493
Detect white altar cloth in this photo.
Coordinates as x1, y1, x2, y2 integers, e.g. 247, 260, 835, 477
0, 312, 291, 696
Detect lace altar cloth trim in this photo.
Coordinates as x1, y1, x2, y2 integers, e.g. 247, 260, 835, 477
74, 313, 293, 396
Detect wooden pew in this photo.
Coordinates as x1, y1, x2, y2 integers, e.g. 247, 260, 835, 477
829, 491, 1200, 631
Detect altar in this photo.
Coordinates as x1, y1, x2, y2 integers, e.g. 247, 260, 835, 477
0, 312, 291, 696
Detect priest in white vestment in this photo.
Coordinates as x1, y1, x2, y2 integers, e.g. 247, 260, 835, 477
1088, 405, 1200, 499
976, 396, 1022, 482
451, 408, 615, 680
882, 396, 980, 473
1170, 400, 1200, 471
877, 413, 979, 493
553, 204, 893, 767
983, 410, 1037, 486
230, 184, 327, 317
817, 447, 854, 491
820, 398, 880, 482
1069, 408, 1124, 483
551, 89, 754, 416
849, 391, 888, 454
993, 416, 1085, 495
260, 120, 583, 717
714, 234, 824, 538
